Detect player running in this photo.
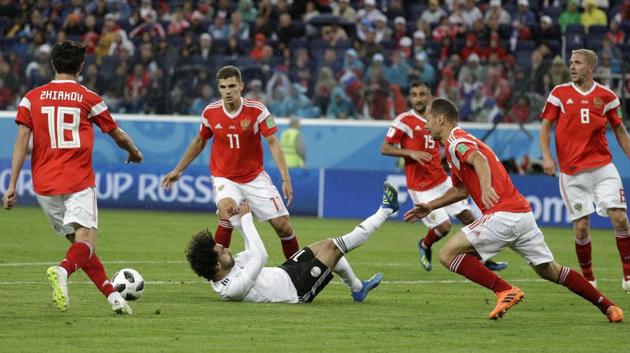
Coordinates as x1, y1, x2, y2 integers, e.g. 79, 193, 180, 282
404, 97, 623, 322
381, 81, 507, 272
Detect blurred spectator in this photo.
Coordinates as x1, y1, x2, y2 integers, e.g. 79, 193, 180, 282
25, 44, 52, 88
388, 50, 412, 91
168, 9, 190, 35
359, 29, 384, 63
458, 53, 485, 87
108, 30, 135, 57
313, 67, 337, 114
483, 66, 511, 109
484, 0, 511, 26
81, 15, 99, 54
399, 36, 413, 58
125, 63, 150, 113
209, 12, 229, 40
605, 20, 625, 44
411, 53, 437, 87
145, 67, 168, 114
281, 118, 306, 168
613, 0, 630, 27
189, 84, 215, 116
374, 14, 392, 43
393, 17, 408, 43
547, 55, 570, 86
432, 15, 460, 41
387, 0, 405, 20
412, 31, 428, 59
266, 67, 291, 101
169, 85, 191, 114
244, 79, 267, 104
436, 67, 459, 100
224, 36, 245, 60
198, 33, 214, 61
581, 0, 607, 31
249, 33, 268, 60
277, 13, 305, 51
252, 14, 274, 39
238, 0, 258, 23
332, 0, 358, 23
228, 12, 250, 40
361, 63, 391, 120
390, 84, 407, 116
481, 32, 509, 61
95, 14, 119, 62
459, 33, 482, 61
504, 95, 531, 124
599, 37, 623, 74
129, 11, 165, 39
327, 86, 355, 119
82, 63, 105, 93
421, 0, 447, 28
533, 16, 561, 44
280, 83, 321, 118
467, 89, 501, 123
511, 0, 536, 39
559, 0, 581, 33
357, 0, 383, 22
461, 0, 482, 31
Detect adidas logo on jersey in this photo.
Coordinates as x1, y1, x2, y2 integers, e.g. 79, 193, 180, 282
215, 123, 222, 129
566, 98, 574, 104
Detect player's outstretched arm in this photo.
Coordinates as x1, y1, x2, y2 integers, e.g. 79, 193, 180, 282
404, 184, 469, 222
108, 128, 143, 164
266, 134, 293, 206
612, 123, 630, 160
161, 135, 207, 189
539, 119, 557, 176
3, 125, 31, 210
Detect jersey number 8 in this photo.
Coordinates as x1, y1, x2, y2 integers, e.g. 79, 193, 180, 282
42, 106, 81, 149
580, 108, 590, 124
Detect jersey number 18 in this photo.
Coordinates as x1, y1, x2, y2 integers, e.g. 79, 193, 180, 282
42, 106, 81, 149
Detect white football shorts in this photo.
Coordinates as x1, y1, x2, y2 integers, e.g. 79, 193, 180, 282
559, 163, 627, 222
409, 178, 471, 229
36, 186, 98, 236
461, 211, 554, 266
212, 171, 289, 222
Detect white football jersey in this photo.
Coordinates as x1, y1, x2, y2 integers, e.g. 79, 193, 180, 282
211, 251, 299, 303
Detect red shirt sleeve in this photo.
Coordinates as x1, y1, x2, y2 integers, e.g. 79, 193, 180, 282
92, 110, 118, 133
384, 126, 404, 145
604, 95, 622, 128
199, 114, 213, 140
454, 141, 477, 163
540, 89, 561, 123
15, 97, 33, 128
259, 115, 278, 137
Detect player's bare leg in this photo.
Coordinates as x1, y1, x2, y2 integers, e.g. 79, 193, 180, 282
439, 232, 521, 320
608, 208, 630, 291
269, 215, 300, 259
573, 216, 596, 286
533, 261, 623, 322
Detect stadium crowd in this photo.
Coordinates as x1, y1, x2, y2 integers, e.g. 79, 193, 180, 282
0, 0, 629, 122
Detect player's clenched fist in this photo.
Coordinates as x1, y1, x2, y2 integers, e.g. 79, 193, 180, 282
3, 188, 17, 210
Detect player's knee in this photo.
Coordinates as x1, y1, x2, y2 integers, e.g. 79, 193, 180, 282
573, 218, 590, 238
274, 219, 293, 238
457, 210, 476, 225
438, 247, 456, 269
533, 261, 560, 281
436, 221, 452, 236
609, 209, 629, 229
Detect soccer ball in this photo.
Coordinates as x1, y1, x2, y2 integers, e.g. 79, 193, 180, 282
112, 268, 145, 300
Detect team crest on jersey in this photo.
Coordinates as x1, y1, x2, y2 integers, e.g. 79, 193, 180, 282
240, 120, 251, 130
573, 203, 582, 212
593, 97, 603, 108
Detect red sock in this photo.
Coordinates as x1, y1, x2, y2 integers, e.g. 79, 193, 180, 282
214, 219, 234, 247
82, 254, 116, 297
59, 241, 93, 276
280, 230, 299, 259
449, 254, 512, 293
575, 236, 595, 281
615, 229, 630, 280
557, 266, 614, 313
421, 228, 444, 249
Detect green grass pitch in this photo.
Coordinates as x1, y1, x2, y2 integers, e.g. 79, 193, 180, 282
0, 206, 628, 353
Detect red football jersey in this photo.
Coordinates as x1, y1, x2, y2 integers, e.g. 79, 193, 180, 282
199, 98, 278, 183
541, 82, 622, 175
445, 127, 531, 215
385, 110, 448, 191
15, 80, 118, 195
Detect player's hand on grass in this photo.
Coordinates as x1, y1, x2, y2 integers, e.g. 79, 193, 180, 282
282, 179, 293, 206
161, 170, 182, 189
403, 203, 432, 223
126, 149, 143, 164
542, 155, 556, 176
3, 187, 17, 210
409, 151, 432, 164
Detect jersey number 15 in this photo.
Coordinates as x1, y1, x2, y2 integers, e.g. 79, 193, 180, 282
42, 106, 81, 149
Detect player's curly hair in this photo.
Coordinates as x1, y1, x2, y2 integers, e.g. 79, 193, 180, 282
185, 229, 219, 281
